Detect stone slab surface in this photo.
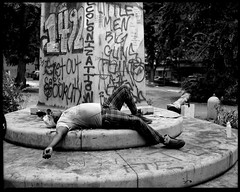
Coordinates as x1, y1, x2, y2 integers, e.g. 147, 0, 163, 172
193, 161, 238, 188
4, 107, 183, 150
4, 117, 238, 188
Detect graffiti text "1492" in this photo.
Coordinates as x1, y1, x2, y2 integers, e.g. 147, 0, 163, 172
43, 4, 94, 55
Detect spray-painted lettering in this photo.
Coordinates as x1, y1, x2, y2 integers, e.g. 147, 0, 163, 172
39, 3, 145, 107
83, 3, 95, 103
42, 4, 85, 55
42, 55, 83, 105
96, 3, 145, 103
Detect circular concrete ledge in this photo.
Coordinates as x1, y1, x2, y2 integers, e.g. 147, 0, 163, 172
4, 107, 183, 150
4, 118, 238, 188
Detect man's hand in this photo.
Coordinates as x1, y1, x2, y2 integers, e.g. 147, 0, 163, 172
42, 147, 53, 159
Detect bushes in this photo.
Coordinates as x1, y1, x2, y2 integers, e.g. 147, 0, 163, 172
181, 72, 238, 105
2, 72, 24, 114
181, 72, 238, 129
215, 105, 238, 129
181, 73, 211, 102
222, 81, 238, 105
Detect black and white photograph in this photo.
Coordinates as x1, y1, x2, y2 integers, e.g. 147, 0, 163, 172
2, 2, 238, 188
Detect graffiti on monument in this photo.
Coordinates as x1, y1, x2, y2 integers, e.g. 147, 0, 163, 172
39, 55, 82, 105
83, 3, 95, 103
41, 3, 85, 55
40, 2, 145, 106
40, 3, 94, 105
95, 3, 146, 104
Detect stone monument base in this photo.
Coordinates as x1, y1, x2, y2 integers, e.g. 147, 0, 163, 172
5, 106, 183, 150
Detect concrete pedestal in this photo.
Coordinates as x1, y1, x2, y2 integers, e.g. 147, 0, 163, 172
5, 107, 183, 150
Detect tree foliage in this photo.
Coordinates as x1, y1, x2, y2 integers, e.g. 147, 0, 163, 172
2, 2, 41, 87
2, 71, 24, 114
143, 2, 238, 104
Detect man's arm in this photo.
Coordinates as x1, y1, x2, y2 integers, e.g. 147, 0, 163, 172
42, 126, 68, 159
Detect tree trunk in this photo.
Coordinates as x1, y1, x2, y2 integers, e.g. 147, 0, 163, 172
15, 58, 26, 88
15, 3, 28, 89
149, 67, 155, 82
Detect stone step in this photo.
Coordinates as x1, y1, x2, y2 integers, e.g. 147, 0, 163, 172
4, 117, 238, 188
5, 107, 183, 150
193, 161, 238, 188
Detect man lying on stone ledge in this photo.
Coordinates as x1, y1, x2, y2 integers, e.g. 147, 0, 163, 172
42, 84, 185, 159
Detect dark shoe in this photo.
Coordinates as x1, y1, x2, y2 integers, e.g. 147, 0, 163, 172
163, 134, 185, 149
135, 109, 152, 124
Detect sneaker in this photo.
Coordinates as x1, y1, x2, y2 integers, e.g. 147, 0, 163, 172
163, 134, 185, 149
135, 109, 152, 124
